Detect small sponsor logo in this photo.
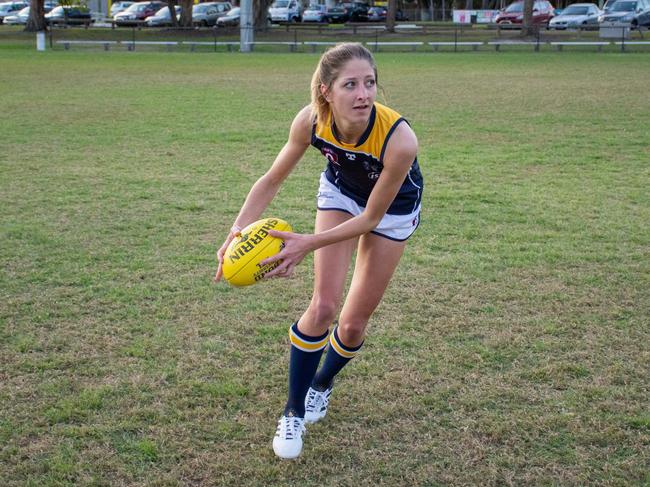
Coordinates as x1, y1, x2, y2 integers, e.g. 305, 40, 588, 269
368, 172, 380, 181
321, 146, 339, 165
345, 152, 356, 161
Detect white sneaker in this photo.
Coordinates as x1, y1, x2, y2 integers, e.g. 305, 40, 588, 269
272, 414, 305, 459
304, 386, 332, 424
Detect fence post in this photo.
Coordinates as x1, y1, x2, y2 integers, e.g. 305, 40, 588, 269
454, 27, 457, 52
621, 26, 625, 52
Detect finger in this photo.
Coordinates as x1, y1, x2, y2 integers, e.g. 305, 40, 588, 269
259, 251, 285, 267
214, 265, 223, 283
268, 229, 291, 239
264, 260, 289, 279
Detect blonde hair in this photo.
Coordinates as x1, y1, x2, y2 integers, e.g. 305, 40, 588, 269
310, 42, 378, 125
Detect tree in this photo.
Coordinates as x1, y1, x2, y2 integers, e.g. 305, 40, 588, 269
25, 0, 46, 31
253, 0, 273, 28
178, 0, 193, 27
386, 0, 397, 32
167, 0, 179, 27
521, 0, 535, 36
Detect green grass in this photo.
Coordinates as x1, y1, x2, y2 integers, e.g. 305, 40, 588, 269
1, 49, 649, 486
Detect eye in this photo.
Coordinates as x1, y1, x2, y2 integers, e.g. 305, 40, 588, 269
344, 81, 355, 89
365, 79, 376, 88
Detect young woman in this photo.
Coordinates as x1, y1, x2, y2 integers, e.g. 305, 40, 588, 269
214, 43, 423, 460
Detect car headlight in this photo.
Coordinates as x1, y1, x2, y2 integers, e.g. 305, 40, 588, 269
598, 15, 604, 21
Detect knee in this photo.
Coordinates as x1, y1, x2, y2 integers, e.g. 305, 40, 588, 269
337, 318, 368, 347
307, 295, 339, 327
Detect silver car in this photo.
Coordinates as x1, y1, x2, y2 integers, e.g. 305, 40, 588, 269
549, 3, 601, 28
192, 2, 231, 26
144, 5, 180, 26
3, 4, 28, 23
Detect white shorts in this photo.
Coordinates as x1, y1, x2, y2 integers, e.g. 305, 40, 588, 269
316, 172, 421, 241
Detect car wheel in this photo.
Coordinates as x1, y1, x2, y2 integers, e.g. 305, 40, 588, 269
201, 19, 208, 27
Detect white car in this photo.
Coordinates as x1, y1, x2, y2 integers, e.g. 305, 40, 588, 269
110, 1, 134, 18
269, 0, 302, 23
549, 3, 601, 29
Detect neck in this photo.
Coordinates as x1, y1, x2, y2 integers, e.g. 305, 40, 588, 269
332, 116, 367, 145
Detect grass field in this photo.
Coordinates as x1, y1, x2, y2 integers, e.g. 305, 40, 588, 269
1, 49, 649, 486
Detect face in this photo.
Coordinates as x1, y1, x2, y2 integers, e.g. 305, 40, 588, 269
321, 57, 377, 126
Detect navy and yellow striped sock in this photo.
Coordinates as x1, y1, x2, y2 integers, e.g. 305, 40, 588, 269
284, 322, 329, 418
311, 325, 363, 392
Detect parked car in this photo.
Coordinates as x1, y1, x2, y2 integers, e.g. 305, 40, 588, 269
602, 0, 619, 13
302, 4, 327, 22
367, 5, 386, 21
192, 2, 231, 26
144, 5, 180, 26
367, 6, 408, 22
3, 4, 28, 24
599, 0, 650, 27
0, 1, 28, 23
495, 0, 555, 25
45, 5, 94, 25
341, 1, 369, 21
325, 5, 349, 23
216, 6, 239, 26
269, 0, 302, 22
549, 3, 600, 28
110, 1, 134, 18
113, 1, 165, 25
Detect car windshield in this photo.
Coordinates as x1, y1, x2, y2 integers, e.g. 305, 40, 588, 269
271, 0, 288, 7
505, 2, 523, 12
49, 5, 63, 13
125, 3, 144, 12
194, 4, 209, 11
611, 1, 636, 10
18, 6, 29, 14
155, 6, 169, 15
562, 6, 589, 14
226, 7, 239, 15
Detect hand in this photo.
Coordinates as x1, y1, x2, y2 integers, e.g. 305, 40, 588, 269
260, 230, 313, 279
214, 226, 241, 283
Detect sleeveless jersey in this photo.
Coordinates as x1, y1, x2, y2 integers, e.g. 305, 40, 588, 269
311, 102, 423, 216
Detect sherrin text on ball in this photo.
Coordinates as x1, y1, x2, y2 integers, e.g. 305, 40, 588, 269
222, 218, 293, 287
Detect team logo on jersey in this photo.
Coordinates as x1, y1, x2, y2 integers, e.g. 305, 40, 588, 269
321, 146, 339, 165
345, 152, 356, 161
368, 172, 380, 181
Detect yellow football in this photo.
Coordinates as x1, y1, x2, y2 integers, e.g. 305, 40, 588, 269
222, 218, 293, 287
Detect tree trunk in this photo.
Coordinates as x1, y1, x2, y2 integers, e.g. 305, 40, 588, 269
386, 0, 396, 32
179, 0, 193, 27
25, 0, 46, 32
521, 0, 535, 36
254, 0, 273, 28
465, 0, 472, 9
167, 0, 179, 27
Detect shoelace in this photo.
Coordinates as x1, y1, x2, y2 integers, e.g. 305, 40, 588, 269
276, 416, 304, 440
306, 389, 329, 412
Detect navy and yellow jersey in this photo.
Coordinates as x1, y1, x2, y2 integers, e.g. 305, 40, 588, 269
311, 102, 423, 216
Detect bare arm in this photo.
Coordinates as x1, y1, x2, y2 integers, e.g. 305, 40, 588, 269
264, 121, 418, 277
213, 106, 313, 282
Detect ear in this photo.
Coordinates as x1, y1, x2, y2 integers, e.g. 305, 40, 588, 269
320, 83, 331, 103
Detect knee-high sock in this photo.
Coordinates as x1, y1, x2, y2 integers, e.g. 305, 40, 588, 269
284, 322, 329, 417
311, 325, 363, 391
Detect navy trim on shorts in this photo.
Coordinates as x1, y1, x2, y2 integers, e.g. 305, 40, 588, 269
316, 206, 355, 216
369, 211, 421, 242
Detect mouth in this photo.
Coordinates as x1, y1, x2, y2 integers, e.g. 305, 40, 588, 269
353, 104, 369, 111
